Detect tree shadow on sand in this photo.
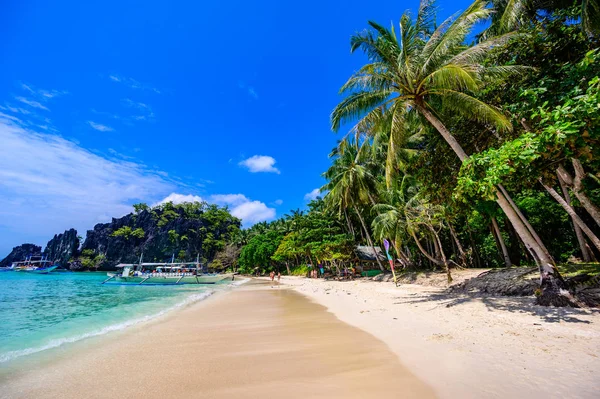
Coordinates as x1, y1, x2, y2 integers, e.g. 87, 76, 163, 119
394, 291, 599, 324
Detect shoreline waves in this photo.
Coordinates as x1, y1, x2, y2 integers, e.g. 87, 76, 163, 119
0, 279, 434, 398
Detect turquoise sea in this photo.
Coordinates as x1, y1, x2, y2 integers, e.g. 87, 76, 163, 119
0, 271, 235, 364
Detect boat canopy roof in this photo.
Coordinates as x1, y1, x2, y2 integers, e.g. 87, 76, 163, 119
13, 260, 52, 264
116, 262, 200, 269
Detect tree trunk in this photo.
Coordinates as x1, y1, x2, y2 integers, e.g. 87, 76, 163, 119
285, 262, 291, 275
356, 210, 385, 271
344, 208, 355, 238
491, 217, 512, 267
468, 228, 482, 268
558, 170, 592, 262
448, 223, 467, 266
541, 179, 600, 253
573, 159, 600, 226
410, 230, 446, 267
503, 218, 522, 266
417, 104, 556, 271
430, 227, 452, 284
498, 184, 552, 259
558, 160, 600, 227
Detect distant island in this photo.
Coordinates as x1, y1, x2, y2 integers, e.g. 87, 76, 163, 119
0, 201, 241, 271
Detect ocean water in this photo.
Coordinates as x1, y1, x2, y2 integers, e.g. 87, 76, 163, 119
0, 271, 237, 364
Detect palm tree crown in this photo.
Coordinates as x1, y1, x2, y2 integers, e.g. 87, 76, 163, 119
331, 0, 520, 164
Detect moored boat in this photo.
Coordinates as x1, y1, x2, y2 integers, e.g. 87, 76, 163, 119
103, 260, 234, 285
13, 256, 59, 274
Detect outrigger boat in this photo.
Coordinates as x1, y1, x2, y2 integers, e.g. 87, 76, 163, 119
103, 257, 234, 285
13, 256, 58, 274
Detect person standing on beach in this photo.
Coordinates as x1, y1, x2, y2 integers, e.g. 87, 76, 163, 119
270, 271, 275, 287
277, 271, 281, 287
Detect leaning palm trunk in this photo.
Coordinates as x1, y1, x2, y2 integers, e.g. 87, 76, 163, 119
557, 162, 600, 227
355, 210, 386, 271
448, 223, 467, 267
541, 180, 600, 253
417, 105, 572, 305
410, 230, 446, 268
429, 227, 452, 284
558, 171, 592, 262
491, 216, 512, 267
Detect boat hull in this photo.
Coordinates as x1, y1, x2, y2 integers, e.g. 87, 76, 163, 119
105, 273, 234, 285
20, 266, 58, 274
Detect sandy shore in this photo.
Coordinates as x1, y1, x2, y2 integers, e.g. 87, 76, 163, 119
282, 276, 600, 399
0, 280, 434, 399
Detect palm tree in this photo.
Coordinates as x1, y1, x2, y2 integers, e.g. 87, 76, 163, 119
486, 0, 600, 37
372, 175, 417, 268
322, 137, 386, 271
331, 0, 569, 304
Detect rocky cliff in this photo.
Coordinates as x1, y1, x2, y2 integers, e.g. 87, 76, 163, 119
0, 244, 42, 267
0, 202, 240, 271
81, 203, 240, 270
43, 229, 80, 265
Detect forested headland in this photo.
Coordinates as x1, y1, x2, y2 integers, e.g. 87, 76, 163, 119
230, 0, 600, 307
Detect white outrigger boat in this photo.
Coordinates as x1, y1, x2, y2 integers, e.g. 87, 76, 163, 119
103, 260, 234, 285
13, 256, 58, 274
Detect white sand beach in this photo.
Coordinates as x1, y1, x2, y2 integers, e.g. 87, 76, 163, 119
0, 280, 434, 399
281, 276, 600, 399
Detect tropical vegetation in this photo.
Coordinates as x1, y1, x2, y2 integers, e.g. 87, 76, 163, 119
231, 0, 600, 307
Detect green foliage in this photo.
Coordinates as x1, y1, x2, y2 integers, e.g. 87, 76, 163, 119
111, 226, 145, 240
133, 203, 149, 214
78, 250, 106, 270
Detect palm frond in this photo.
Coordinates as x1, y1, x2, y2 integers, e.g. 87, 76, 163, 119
421, 63, 480, 92
449, 32, 518, 65
331, 90, 393, 131
420, 0, 491, 77
435, 89, 512, 132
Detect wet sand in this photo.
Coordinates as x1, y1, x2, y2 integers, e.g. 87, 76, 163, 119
0, 281, 434, 398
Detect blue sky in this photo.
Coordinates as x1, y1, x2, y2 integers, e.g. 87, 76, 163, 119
0, 0, 472, 256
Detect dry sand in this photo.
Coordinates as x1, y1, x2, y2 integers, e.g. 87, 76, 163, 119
0, 280, 434, 399
282, 276, 600, 399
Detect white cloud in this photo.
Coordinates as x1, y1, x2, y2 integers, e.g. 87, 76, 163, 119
0, 116, 174, 256
109, 74, 161, 94
155, 193, 203, 206
122, 98, 155, 121
239, 155, 280, 174
15, 96, 49, 111
304, 188, 321, 201
274, 199, 283, 205
229, 201, 275, 224
88, 121, 114, 132
155, 192, 276, 226
21, 83, 68, 99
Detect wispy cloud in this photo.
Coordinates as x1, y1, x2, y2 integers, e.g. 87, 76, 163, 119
239, 155, 280, 174
109, 74, 161, 94
122, 98, 155, 121
238, 81, 259, 100
304, 188, 321, 201
274, 199, 283, 205
87, 121, 114, 132
15, 96, 49, 111
156, 192, 276, 226
0, 116, 175, 254
21, 83, 68, 99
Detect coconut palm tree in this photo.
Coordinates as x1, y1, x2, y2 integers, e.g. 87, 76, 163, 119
331, 0, 569, 304
486, 0, 600, 37
322, 137, 386, 271
371, 175, 417, 268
